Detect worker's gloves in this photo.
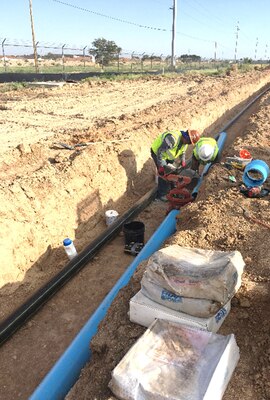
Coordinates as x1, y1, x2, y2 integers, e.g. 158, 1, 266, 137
158, 166, 165, 176
164, 164, 177, 174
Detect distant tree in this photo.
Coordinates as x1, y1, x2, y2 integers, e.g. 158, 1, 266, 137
242, 57, 252, 64
180, 54, 201, 62
43, 52, 60, 60
89, 38, 121, 66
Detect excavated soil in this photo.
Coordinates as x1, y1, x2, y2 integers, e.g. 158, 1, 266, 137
0, 69, 270, 400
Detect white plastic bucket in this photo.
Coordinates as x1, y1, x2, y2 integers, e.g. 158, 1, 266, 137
105, 210, 119, 226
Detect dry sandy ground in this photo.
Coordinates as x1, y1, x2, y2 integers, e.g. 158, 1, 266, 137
0, 69, 269, 399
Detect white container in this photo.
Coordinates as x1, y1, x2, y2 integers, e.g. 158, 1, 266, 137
63, 238, 78, 260
105, 209, 119, 226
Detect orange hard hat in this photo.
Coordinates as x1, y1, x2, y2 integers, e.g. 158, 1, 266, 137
188, 129, 200, 144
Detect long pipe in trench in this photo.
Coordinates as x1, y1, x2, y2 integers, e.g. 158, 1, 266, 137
221, 84, 270, 131
1, 84, 269, 346
0, 187, 157, 346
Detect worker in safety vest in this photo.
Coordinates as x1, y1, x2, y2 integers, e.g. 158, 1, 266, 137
151, 129, 200, 200
191, 137, 219, 172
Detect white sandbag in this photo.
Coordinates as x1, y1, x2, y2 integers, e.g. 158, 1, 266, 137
129, 290, 230, 333
109, 319, 240, 400
144, 245, 245, 304
141, 278, 221, 317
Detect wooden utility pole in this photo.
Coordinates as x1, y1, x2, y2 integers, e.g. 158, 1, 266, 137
29, 0, 39, 72
234, 21, 240, 62
254, 37, 259, 61
170, 0, 177, 70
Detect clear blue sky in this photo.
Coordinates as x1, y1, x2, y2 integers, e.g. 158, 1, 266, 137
1, 0, 269, 60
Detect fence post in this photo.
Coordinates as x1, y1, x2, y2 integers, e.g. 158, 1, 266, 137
117, 51, 120, 72
35, 41, 39, 72
131, 51, 134, 72
141, 52, 145, 71
83, 46, 87, 68
62, 44, 66, 72
1, 38, 7, 72
151, 53, 154, 69
160, 53, 163, 68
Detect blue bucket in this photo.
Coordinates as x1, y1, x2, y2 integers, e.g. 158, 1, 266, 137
242, 159, 270, 187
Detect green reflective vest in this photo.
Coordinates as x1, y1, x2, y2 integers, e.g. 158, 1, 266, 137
151, 130, 188, 161
193, 137, 219, 164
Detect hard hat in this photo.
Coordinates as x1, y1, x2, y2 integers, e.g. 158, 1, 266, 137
239, 149, 251, 159
188, 129, 200, 144
198, 144, 215, 161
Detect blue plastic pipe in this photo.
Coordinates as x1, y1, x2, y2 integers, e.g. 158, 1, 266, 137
192, 131, 227, 198
30, 210, 179, 400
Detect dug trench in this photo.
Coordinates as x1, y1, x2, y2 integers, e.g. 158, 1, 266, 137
0, 70, 269, 399
66, 91, 270, 400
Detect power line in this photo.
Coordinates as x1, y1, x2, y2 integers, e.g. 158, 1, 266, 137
52, 0, 230, 49
187, 0, 225, 26
52, 0, 167, 31
176, 30, 214, 44
179, 9, 228, 36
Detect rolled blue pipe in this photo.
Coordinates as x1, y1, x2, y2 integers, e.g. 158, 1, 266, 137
192, 131, 227, 198
30, 209, 179, 400
242, 159, 270, 187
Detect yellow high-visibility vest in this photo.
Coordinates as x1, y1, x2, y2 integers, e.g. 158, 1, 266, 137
151, 130, 187, 161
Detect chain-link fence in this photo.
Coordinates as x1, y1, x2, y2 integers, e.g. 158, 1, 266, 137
1, 39, 267, 75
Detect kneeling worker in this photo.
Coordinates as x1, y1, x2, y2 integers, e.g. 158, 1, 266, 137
191, 137, 219, 173
151, 129, 200, 201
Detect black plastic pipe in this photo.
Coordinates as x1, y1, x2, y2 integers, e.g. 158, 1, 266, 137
0, 187, 157, 346
221, 85, 270, 131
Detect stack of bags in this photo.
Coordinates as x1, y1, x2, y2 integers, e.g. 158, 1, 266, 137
129, 244, 245, 332
109, 319, 240, 400
108, 245, 244, 399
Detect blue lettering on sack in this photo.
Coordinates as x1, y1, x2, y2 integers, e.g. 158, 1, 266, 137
161, 289, 182, 303
215, 308, 227, 323
232, 271, 238, 285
